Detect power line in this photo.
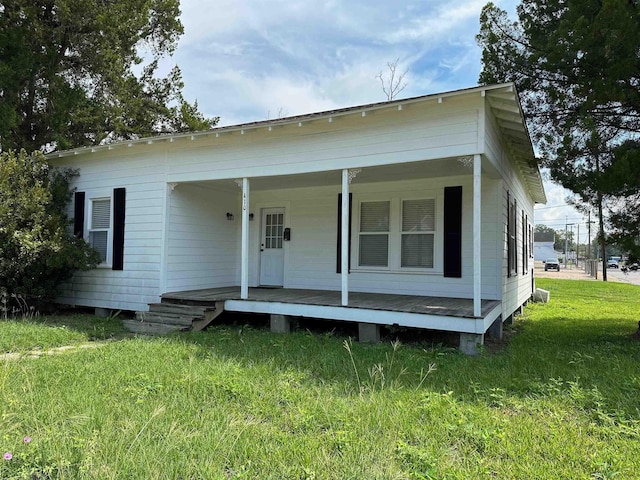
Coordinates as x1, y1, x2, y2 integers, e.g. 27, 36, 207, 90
534, 204, 582, 211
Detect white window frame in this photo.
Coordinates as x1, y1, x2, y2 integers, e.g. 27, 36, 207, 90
401, 198, 436, 269
358, 200, 391, 268
353, 193, 442, 274
87, 195, 113, 267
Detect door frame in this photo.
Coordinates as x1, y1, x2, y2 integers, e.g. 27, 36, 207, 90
252, 201, 290, 287
259, 206, 286, 286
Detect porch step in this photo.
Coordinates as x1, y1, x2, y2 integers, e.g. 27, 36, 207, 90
127, 302, 223, 335
122, 319, 186, 335
148, 303, 209, 316
135, 311, 195, 326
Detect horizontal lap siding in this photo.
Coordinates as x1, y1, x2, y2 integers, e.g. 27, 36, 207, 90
166, 101, 482, 182
165, 184, 240, 292
249, 174, 501, 299
484, 108, 536, 319
55, 151, 165, 311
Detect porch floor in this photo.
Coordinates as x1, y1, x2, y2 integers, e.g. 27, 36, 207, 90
162, 287, 500, 319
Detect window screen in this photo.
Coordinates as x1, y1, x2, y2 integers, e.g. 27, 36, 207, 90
90, 198, 110, 262
359, 201, 389, 267
401, 199, 435, 268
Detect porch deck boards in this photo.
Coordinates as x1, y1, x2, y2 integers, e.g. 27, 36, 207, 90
162, 287, 500, 319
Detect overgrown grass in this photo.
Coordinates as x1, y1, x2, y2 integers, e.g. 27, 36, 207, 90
0, 279, 639, 479
0, 313, 131, 353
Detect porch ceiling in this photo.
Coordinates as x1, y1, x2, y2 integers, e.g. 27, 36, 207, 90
190, 156, 479, 191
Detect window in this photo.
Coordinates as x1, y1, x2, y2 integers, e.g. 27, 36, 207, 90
522, 211, 528, 274
89, 198, 111, 263
529, 223, 534, 258
507, 192, 517, 276
401, 199, 435, 268
359, 201, 389, 267
357, 196, 437, 271
75, 188, 125, 270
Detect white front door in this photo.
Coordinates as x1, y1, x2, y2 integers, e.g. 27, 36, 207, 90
259, 207, 285, 286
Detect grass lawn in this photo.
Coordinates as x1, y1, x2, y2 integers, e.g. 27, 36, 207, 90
0, 279, 639, 479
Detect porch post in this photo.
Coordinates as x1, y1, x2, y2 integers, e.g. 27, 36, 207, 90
241, 177, 250, 299
341, 169, 349, 306
473, 154, 482, 317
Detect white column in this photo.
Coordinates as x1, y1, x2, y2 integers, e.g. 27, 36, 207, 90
341, 169, 349, 306
241, 177, 250, 299
473, 154, 482, 317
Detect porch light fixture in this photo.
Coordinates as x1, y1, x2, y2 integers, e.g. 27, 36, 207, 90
249, 213, 254, 221
226, 212, 234, 221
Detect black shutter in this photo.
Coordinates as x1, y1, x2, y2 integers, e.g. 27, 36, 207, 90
443, 186, 463, 278
514, 198, 518, 275
336, 193, 353, 273
507, 191, 511, 278
74, 192, 85, 239
112, 188, 126, 271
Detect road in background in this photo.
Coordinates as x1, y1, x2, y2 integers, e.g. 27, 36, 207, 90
535, 261, 640, 286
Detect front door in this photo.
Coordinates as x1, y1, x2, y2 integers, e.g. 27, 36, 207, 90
259, 207, 285, 286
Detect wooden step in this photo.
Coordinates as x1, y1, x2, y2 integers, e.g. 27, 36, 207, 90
148, 303, 209, 316
128, 301, 225, 336
135, 311, 196, 326
192, 301, 225, 331
122, 319, 186, 335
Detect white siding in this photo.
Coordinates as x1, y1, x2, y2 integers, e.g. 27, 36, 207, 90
242, 174, 501, 299
165, 184, 240, 292
165, 98, 482, 183
484, 107, 537, 320
54, 150, 166, 312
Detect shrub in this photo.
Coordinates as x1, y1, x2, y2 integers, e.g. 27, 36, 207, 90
0, 149, 100, 310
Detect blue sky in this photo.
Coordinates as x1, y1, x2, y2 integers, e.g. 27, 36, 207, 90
170, 0, 585, 239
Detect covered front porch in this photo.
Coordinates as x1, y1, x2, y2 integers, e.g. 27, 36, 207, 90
159, 286, 503, 353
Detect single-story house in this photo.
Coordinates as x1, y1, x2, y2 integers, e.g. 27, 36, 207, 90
49, 82, 546, 354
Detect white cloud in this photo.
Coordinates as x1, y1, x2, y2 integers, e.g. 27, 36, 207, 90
176, 0, 582, 237
175, 0, 504, 125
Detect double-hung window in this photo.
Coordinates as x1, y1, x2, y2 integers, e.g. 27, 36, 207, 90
401, 199, 435, 268
359, 201, 390, 267
357, 196, 437, 271
89, 198, 111, 264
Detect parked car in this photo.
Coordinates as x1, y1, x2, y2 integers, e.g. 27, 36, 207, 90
607, 259, 619, 269
544, 258, 560, 271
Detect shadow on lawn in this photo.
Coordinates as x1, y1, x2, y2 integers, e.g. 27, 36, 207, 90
33, 309, 135, 341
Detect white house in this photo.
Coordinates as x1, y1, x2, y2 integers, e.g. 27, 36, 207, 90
49, 83, 546, 354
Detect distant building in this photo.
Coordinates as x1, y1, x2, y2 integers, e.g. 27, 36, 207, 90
533, 231, 558, 261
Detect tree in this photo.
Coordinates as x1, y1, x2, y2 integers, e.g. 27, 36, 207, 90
0, 150, 100, 311
376, 58, 408, 101
0, 0, 218, 153
604, 140, 640, 260
476, 0, 640, 281
534, 224, 556, 242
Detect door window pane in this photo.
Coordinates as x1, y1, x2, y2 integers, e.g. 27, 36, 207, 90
264, 212, 284, 249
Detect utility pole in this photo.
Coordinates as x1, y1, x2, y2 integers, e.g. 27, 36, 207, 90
577, 223, 580, 268
587, 211, 591, 260
565, 217, 568, 269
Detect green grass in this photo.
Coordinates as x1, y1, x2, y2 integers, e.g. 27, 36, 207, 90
0, 314, 131, 353
0, 279, 639, 479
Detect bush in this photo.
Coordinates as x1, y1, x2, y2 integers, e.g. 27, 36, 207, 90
0, 149, 100, 310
